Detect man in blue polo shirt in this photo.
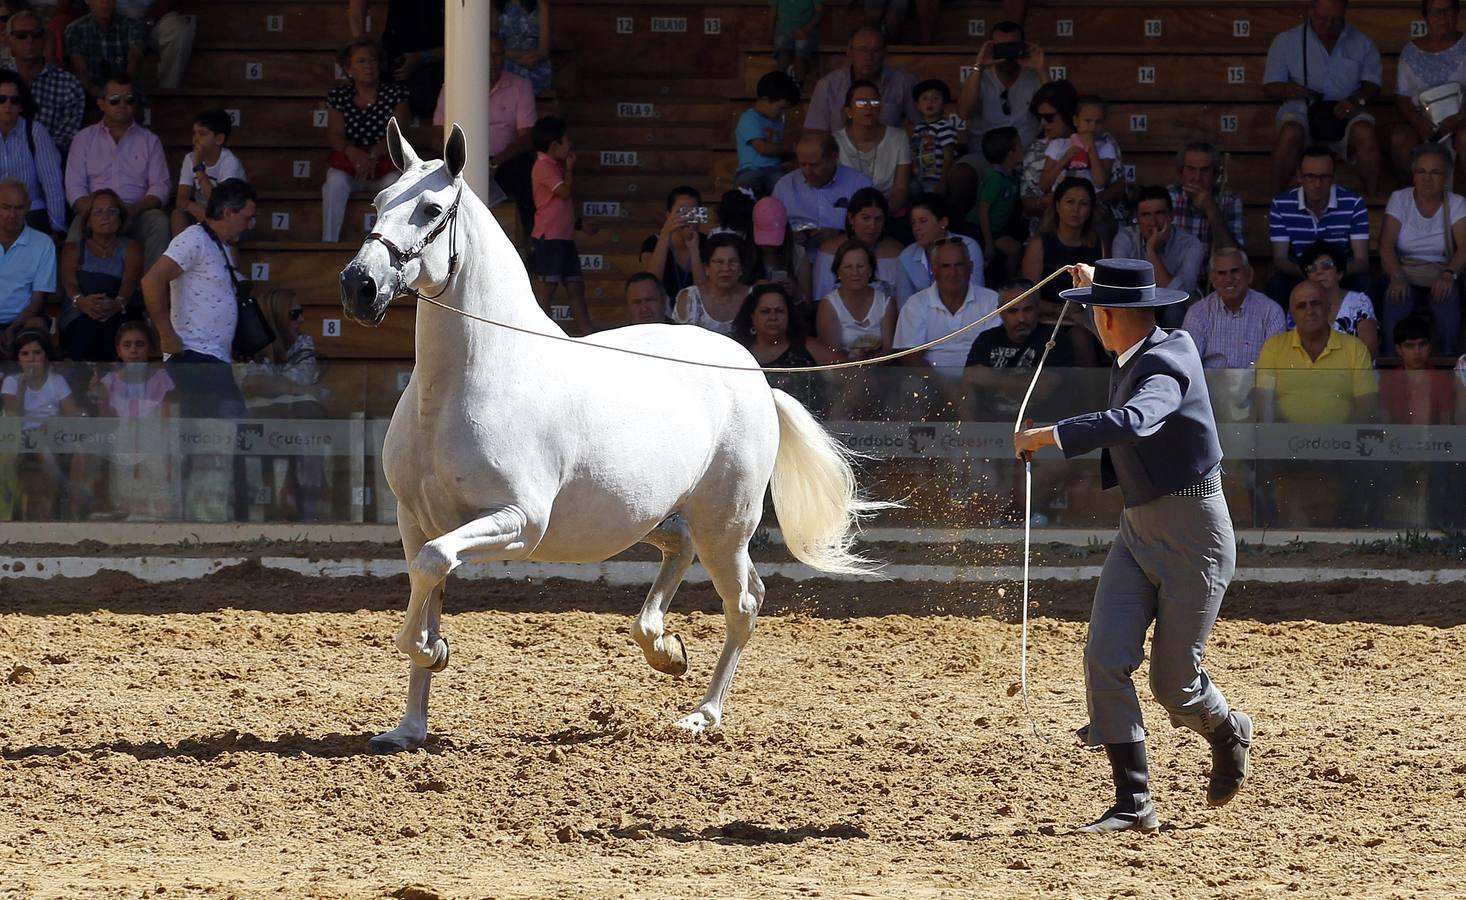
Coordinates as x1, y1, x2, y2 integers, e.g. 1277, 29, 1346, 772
772, 132, 874, 244
0, 178, 56, 359
1265, 145, 1370, 305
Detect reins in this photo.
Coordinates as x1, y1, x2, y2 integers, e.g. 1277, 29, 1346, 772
411, 266, 1070, 374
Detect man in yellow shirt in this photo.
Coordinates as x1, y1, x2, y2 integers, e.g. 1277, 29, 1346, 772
1254, 280, 1377, 526
1255, 281, 1376, 424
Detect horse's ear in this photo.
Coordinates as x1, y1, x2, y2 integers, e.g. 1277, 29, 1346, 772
386, 118, 419, 172
445, 124, 467, 180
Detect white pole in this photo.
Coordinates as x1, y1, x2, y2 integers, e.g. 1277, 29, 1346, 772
444, 0, 492, 199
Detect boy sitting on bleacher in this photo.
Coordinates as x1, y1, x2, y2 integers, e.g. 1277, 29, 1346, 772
171, 108, 246, 237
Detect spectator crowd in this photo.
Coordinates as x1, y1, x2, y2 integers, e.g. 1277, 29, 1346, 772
3, 0, 1466, 526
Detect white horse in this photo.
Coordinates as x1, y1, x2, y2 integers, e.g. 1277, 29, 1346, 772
339, 122, 882, 752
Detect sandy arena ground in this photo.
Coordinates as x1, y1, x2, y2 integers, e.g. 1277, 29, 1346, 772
2, 564, 1464, 899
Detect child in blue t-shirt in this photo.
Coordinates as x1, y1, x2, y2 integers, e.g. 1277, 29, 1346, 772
735, 71, 801, 198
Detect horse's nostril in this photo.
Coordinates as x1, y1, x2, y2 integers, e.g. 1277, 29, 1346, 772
355, 276, 377, 305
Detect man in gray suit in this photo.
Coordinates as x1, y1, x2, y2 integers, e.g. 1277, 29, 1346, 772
1014, 258, 1253, 833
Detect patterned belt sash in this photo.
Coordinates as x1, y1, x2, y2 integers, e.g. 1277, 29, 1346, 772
1171, 472, 1223, 498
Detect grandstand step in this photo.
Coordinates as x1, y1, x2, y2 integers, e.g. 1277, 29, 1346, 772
186, 2, 369, 50
250, 195, 375, 243
151, 95, 328, 147
739, 49, 1401, 104
574, 124, 726, 151
934, 3, 1422, 54
569, 77, 744, 101
574, 174, 716, 203
181, 49, 343, 92
245, 196, 520, 246
559, 100, 732, 127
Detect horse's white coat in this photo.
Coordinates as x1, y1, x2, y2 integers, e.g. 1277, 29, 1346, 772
339, 123, 879, 752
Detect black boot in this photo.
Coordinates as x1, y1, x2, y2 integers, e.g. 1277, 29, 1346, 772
1207, 710, 1253, 807
1079, 741, 1159, 833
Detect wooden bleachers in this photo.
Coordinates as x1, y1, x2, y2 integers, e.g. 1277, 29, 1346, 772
168, 0, 1423, 358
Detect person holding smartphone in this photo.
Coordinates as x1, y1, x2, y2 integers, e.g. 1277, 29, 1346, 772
951, 20, 1047, 207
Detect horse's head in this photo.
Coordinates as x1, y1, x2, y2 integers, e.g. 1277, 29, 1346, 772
340, 119, 468, 326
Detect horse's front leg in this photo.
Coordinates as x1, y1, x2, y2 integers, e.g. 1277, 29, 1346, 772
371, 508, 439, 754
395, 505, 533, 670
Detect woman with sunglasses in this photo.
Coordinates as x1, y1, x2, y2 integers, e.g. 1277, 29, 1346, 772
57, 186, 142, 361
0, 69, 64, 236
1294, 241, 1380, 358
1019, 80, 1077, 229
810, 186, 903, 303
833, 80, 912, 219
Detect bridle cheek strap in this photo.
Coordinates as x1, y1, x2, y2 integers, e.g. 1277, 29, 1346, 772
363, 185, 463, 301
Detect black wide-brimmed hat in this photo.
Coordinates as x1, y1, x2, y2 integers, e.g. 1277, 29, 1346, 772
1058, 258, 1190, 307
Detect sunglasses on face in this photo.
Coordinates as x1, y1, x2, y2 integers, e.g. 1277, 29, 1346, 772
1038, 111, 1058, 123
289, 308, 304, 320
91, 207, 121, 217
12, 28, 44, 39
852, 98, 881, 109
0, 94, 19, 106
1304, 257, 1337, 273
105, 93, 137, 106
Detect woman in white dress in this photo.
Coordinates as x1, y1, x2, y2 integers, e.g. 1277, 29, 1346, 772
673, 233, 750, 337
815, 240, 897, 419
815, 239, 897, 361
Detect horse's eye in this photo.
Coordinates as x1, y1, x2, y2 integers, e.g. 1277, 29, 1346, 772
425, 204, 443, 219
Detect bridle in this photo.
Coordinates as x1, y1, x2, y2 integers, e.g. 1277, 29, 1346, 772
363, 184, 463, 301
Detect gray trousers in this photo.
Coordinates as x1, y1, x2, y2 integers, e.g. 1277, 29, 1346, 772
1084, 489, 1236, 745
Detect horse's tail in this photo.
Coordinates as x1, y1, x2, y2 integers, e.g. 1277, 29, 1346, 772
768, 389, 889, 577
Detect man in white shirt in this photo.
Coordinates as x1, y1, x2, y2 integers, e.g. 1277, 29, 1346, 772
955, 21, 1046, 177
895, 239, 1000, 369
141, 177, 256, 418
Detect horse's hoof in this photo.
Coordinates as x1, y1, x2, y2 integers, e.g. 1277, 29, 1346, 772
673, 709, 718, 734
426, 636, 450, 673
651, 634, 689, 677
367, 731, 422, 754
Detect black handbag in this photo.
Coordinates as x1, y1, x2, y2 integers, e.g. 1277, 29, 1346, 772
1302, 21, 1348, 142
201, 223, 275, 358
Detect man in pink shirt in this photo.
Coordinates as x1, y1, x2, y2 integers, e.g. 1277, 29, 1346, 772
63, 74, 171, 269
433, 34, 536, 227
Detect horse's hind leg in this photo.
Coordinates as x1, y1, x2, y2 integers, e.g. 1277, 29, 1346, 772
675, 544, 765, 734
632, 514, 694, 676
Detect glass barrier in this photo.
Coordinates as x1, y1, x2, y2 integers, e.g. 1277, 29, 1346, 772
1, 362, 1462, 531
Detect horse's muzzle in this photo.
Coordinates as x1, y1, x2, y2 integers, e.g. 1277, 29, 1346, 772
340, 261, 391, 327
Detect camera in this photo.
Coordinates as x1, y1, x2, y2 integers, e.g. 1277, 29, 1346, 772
682, 206, 709, 224
993, 41, 1024, 62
